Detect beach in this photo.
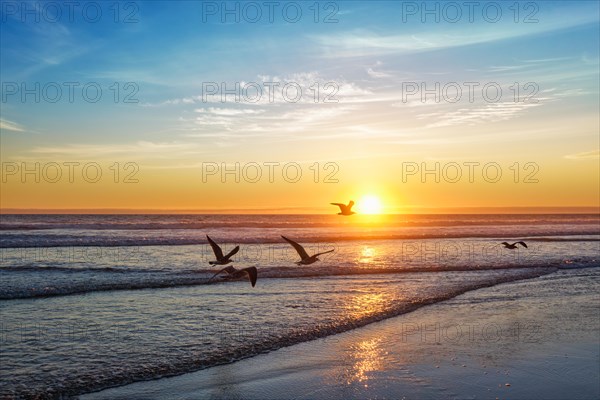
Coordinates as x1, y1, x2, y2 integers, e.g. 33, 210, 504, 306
2, 0, 599, 398
83, 267, 600, 400
0, 214, 598, 398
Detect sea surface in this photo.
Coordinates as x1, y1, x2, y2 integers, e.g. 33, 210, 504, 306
0, 214, 598, 398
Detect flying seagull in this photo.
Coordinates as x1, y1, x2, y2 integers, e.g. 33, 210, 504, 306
281, 235, 334, 265
208, 266, 257, 287
501, 241, 528, 249
206, 235, 240, 265
331, 200, 356, 216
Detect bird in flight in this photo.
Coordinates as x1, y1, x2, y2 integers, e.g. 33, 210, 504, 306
501, 241, 528, 249
209, 266, 258, 287
206, 235, 240, 265
281, 235, 334, 265
331, 200, 356, 216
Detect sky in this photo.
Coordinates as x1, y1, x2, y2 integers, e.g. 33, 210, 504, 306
1, 0, 599, 213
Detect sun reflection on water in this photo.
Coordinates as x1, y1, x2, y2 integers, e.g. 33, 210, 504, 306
345, 291, 388, 319
358, 246, 376, 264
347, 338, 384, 385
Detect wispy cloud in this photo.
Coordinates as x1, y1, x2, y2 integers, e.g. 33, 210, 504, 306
29, 141, 196, 158
195, 108, 266, 116
367, 67, 392, 79
418, 102, 543, 128
310, 10, 599, 58
144, 72, 373, 107
1, 8, 93, 80
367, 61, 393, 79
565, 150, 600, 160
185, 104, 356, 138
488, 65, 530, 73
0, 119, 25, 133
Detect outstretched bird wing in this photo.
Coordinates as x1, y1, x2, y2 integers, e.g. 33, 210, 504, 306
208, 266, 236, 282
241, 267, 258, 287
314, 249, 335, 258
206, 235, 224, 259
330, 203, 346, 212
224, 246, 240, 259
281, 235, 310, 259
516, 241, 528, 248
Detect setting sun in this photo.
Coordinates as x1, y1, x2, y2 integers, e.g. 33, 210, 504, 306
356, 195, 383, 215
0, 1, 598, 397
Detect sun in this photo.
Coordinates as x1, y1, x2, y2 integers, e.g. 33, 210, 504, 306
356, 195, 383, 215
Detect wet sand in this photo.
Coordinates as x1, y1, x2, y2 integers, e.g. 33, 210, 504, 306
83, 268, 600, 399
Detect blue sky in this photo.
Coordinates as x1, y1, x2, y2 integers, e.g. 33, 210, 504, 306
1, 1, 599, 210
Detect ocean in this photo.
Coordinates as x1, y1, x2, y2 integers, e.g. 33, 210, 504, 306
0, 213, 598, 398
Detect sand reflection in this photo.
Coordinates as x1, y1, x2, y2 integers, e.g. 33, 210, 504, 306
347, 338, 384, 384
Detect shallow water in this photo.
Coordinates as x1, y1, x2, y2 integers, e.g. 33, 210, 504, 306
82, 268, 600, 400
0, 214, 598, 398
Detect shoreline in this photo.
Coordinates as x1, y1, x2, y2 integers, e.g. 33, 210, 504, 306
82, 267, 600, 399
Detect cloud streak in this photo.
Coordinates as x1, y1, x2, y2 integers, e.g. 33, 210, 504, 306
310, 9, 599, 58
565, 150, 600, 160
0, 119, 25, 133
417, 102, 543, 128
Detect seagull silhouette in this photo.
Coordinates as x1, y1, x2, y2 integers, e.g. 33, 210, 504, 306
208, 266, 257, 287
501, 241, 528, 249
281, 235, 334, 265
206, 235, 240, 265
331, 201, 356, 216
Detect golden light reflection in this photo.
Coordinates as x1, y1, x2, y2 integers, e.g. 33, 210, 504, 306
358, 246, 376, 264
347, 338, 384, 385
351, 213, 389, 225
345, 292, 387, 319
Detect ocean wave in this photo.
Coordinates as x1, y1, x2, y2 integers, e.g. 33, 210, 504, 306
1, 214, 598, 231
1, 267, 557, 399
1, 259, 597, 300
1, 231, 598, 248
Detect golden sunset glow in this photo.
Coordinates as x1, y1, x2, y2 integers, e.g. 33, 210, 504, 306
0, 2, 598, 215
1, 2, 599, 399
356, 195, 383, 215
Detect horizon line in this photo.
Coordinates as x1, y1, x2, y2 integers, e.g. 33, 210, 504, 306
1, 206, 598, 215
